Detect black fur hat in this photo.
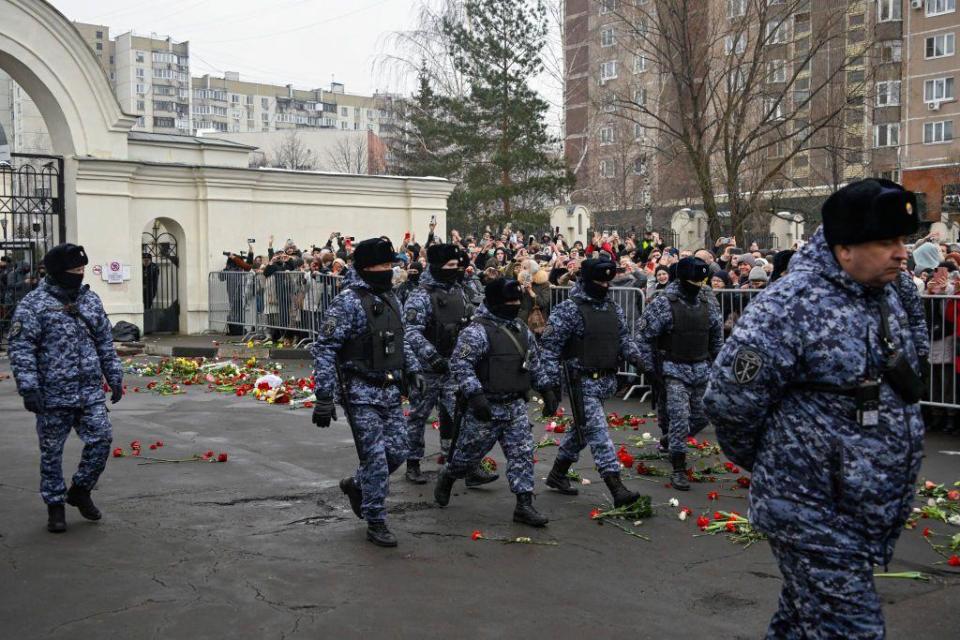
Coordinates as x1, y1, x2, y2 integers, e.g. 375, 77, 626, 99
676, 257, 709, 282
822, 179, 919, 246
352, 238, 396, 270
580, 258, 617, 282
427, 243, 460, 266
43, 243, 88, 273
484, 278, 522, 307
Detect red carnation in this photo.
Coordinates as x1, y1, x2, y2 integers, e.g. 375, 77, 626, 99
217, 452, 228, 462
112, 448, 124, 458
257, 382, 270, 391
130, 440, 141, 449
725, 521, 737, 533
155, 441, 163, 447
714, 512, 723, 520
922, 527, 932, 538
948, 555, 960, 567
737, 476, 751, 488
696, 515, 710, 530
471, 530, 482, 541
133, 387, 140, 393
681, 507, 692, 516
132, 449, 141, 457
707, 491, 719, 501
203, 450, 214, 459
686, 436, 698, 447
590, 508, 601, 519
149, 444, 157, 450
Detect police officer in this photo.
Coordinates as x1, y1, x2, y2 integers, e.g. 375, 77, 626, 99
635, 257, 722, 491
8, 243, 123, 533
434, 279, 549, 526
539, 258, 643, 507
703, 179, 926, 638
402, 243, 496, 487
310, 238, 421, 548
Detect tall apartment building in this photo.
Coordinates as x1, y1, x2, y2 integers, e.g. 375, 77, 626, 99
901, 0, 960, 221
191, 74, 396, 136
114, 32, 192, 134
564, 0, 958, 234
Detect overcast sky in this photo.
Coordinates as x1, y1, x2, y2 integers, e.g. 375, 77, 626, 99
54, 0, 422, 96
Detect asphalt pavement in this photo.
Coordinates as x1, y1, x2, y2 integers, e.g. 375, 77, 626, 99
1, 357, 958, 639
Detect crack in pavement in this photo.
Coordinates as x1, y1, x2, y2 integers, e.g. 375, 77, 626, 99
45, 598, 179, 635
195, 492, 319, 507
245, 580, 336, 616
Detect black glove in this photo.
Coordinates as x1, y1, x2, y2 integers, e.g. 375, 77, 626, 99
312, 396, 337, 428
468, 392, 492, 422
919, 355, 930, 400
110, 384, 123, 405
408, 372, 427, 396
426, 352, 448, 374
22, 390, 42, 413
541, 387, 561, 418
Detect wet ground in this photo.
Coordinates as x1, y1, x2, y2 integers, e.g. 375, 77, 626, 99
1, 356, 958, 639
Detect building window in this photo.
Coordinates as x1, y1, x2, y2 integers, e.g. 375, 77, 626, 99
600, 60, 618, 81
95, 42, 103, 51
633, 55, 647, 73
765, 98, 784, 120
880, 40, 902, 63
877, 0, 902, 22
340, 106, 348, 116
260, 97, 269, 110
927, 0, 956, 17
847, 69, 865, 84
873, 123, 900, 147
136, 52, 144, 63
154, 117, 175, 129
766, 20, 787, 45
794, 76, 811, 105
876, 80, 901, 106
924, 77, 956, 102
599, 159, 615, 178
878, 169, 902, 183
136, 83, 146, 94
599, 0, 619, 15
231, 94, 240, 104
601, 27, 615, 47
632, 157, 646, 175
136, 68, 145, 78
367, 109, 374, 119
727, 0, 746, 18
793, 154, 809, 168
924, 120, 954, 144
926, 33, 956, 59
135, 116, 145, 127
768, 60, 786, 83
725, 34, 746, 55
634, 88, 647, 106
794, 13, 811, 35
849, 13, 865, 27
137, 100, 145, 111
600, 126, 614, 145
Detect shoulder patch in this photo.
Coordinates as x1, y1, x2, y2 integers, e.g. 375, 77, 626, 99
321, 317, 337, 337
732, 348, 763, 384
8, 321, 22, 338
456, 342, 472, 359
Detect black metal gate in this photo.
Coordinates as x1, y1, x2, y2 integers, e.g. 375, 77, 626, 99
0, 153, 65, 345
141, 220, 179, 334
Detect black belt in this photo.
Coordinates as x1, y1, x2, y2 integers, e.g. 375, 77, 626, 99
346, 371, 401, 389
790, 381, 877, 398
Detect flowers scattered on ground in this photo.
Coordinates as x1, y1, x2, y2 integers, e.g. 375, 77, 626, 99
695, 511, 766, 548
111, 437, 229, 466
469, 529, 557, 545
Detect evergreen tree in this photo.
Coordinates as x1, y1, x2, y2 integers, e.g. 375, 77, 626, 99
441, 0, 571, 230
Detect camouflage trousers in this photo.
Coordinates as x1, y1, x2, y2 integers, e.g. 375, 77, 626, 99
665, 377, 709, 455
36, 404, 112, 505
351, 403, 409, 523
556, 395, 620, 476
446, 399, 533, 494
767, 540, 884, 639
405, 371, 457, 461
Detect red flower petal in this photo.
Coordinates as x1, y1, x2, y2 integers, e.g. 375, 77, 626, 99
707, 491, 719, 501
696, 515, 710, 530
217, 453, 228, 462
725, 521, 736, 533
947, 555, 960, 567
112, 448, 124, 458
471, 530, 482, 541
922, 527, 932, 538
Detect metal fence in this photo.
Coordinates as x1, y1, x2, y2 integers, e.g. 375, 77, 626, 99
207, 270, 343, 346
205, 270, 960, 411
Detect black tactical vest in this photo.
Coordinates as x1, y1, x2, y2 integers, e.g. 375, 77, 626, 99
658, 295, 711, 363
426, 288, 470, 357
476, 319, 531, 394
562, 301, 620, 370
338, 289, 405, 372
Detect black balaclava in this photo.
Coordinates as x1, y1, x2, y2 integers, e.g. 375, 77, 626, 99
579, 258, 617, 300
407, 263, 422, 286
485, 278, 522, 321
352, 238, 396, 294
676, 257, 709, 300
427, 243, 461, 285
43, 243, 88, 291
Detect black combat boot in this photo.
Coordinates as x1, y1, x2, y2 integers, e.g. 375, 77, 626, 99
366, 522, 398, 547
339, 477, 363, 518
465, 464, 498, 487
658, 435, 669, 454
434, 468, 455, 506
47, 504, 66, 533
670, 453, 690, 491
405, 459, 428, 485
545, 458, 579, 495
66, 484, 101, 521
513, 492, 548, 527
603, 473, 642, 508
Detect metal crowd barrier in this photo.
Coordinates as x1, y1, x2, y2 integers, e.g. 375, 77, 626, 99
205, 270, 960, 412
207, 270, 343, 346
